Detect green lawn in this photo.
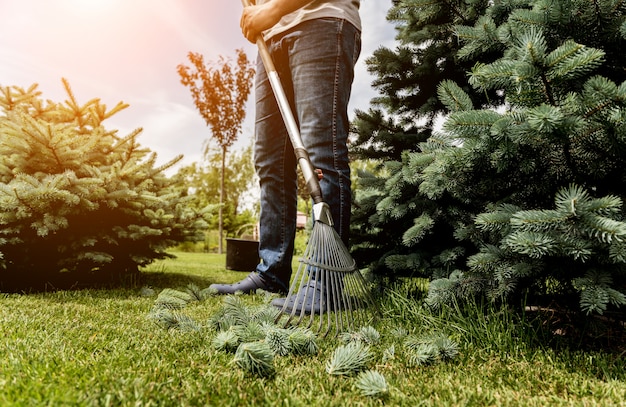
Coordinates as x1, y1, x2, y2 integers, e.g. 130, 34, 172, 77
1, 252, 625, 406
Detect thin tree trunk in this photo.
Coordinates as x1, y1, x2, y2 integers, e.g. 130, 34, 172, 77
218, 146, 226, 254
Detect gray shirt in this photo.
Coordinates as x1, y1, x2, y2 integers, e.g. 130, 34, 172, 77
258, 0, 361, 40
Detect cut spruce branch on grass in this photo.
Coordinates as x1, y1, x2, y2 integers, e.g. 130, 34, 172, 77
265, 327, 292, 356
287, 327, 319, 355
325, 341, 373, 376
354, 370, 390, 398
152, 284, 213, 311
148, 308, 201, 332
153, 288, 193, 310
197, 293, 322, 377
233, 321, 267, 343
232, 341, 276, 378
213, 330, 241, 352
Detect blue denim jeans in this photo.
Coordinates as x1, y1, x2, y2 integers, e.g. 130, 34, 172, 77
254, 18, 361, 290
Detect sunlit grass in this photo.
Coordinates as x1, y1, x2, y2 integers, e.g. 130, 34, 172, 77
1, 251, 625, 406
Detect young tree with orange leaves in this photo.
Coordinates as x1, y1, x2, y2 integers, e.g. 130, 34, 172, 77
177, 48, 255, 253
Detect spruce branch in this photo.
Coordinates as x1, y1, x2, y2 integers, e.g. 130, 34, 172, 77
354, 370, 389, 398
573, 270, 626, 314
510, 210, 570, 232
431, 333, 460, 361
382, 344, 396, 363
609, 240, 626, 263
148, 309, 200, 332
232, 341, 275, 378
233, 321, 266, 343
221, 295, 252, 326
406, 343, 439, 366
390, 327, 409, 340
402, 214, 434, 247
185, 283, 209, 302
207, 311, 238, 332
503, 230, 557, 258
325, 342, 373, 376
153, 288, 193, 310
212, 330, 240, 352
265, 327, 292, 357
339, 326, 381, 345
437, 80, 474, 112
288, 327, 319, 356
581, 214, 626, 244
404, 332, 460, 366
251, 305, 282, 325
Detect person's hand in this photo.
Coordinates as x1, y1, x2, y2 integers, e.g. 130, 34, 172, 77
240, 3, 281, 43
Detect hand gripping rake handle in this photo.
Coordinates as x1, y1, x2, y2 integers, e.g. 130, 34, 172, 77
241, 0, 333, 225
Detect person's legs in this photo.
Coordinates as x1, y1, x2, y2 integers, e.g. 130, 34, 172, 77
210, 18, 360, 297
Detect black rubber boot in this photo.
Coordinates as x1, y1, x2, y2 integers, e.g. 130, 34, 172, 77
209, 272, 287, 295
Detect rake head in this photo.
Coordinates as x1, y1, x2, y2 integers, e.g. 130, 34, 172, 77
275, 203, 379, 337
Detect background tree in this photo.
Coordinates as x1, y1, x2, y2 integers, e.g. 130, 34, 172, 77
0, 80, 206, 290
352, 0, 626, 322
177, 49, 255, 253
174, 144, 257, 251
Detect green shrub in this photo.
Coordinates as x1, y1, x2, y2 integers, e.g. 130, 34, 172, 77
0, 80, 206, 289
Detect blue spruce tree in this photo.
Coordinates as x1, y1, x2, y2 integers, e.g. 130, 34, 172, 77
352, 0, 626, 319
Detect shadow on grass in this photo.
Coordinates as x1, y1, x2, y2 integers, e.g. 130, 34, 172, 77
132, 270, 219, 291
0, 251, 246, 294
0, 269, 228, 294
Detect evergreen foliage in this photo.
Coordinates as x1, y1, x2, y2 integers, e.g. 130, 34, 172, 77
265, 326, 292, 356
232, 341, 276, 378
354, 370, 389, 398
350, 0, 626, 318
205, 294, 319, 375
212, 329, 240, 352
0, 81, 206, 289
287, 327, 319, 356
402, 331, 460, 366
147, 287, 458, 394
153, 288, 194, 310
350, 0, 503, 278
325, 341, 373, 376
339, 325, 381, 345
148, 309, 201, 332
234, 321, 267, 343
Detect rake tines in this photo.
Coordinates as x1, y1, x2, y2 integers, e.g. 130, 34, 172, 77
275, 211, 379, 337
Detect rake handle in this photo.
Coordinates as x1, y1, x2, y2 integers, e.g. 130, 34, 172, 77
240, 0, 324, 205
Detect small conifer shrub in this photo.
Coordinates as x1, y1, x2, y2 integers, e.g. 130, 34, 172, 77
0, 80, 206, 289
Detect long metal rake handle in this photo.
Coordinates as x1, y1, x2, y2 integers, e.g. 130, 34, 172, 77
240, 0, 325, 209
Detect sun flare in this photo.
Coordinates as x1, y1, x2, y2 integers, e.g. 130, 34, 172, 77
65, 0, 120, 14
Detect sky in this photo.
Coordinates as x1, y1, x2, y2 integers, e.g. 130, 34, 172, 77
0, 0, 397, 171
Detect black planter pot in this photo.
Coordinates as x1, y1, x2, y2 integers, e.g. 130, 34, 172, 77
225, 238, 260, 271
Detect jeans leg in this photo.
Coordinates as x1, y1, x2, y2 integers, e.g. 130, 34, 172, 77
287, 19, 361, 244
254, 18, 361, 287
254, 52, 297, 290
